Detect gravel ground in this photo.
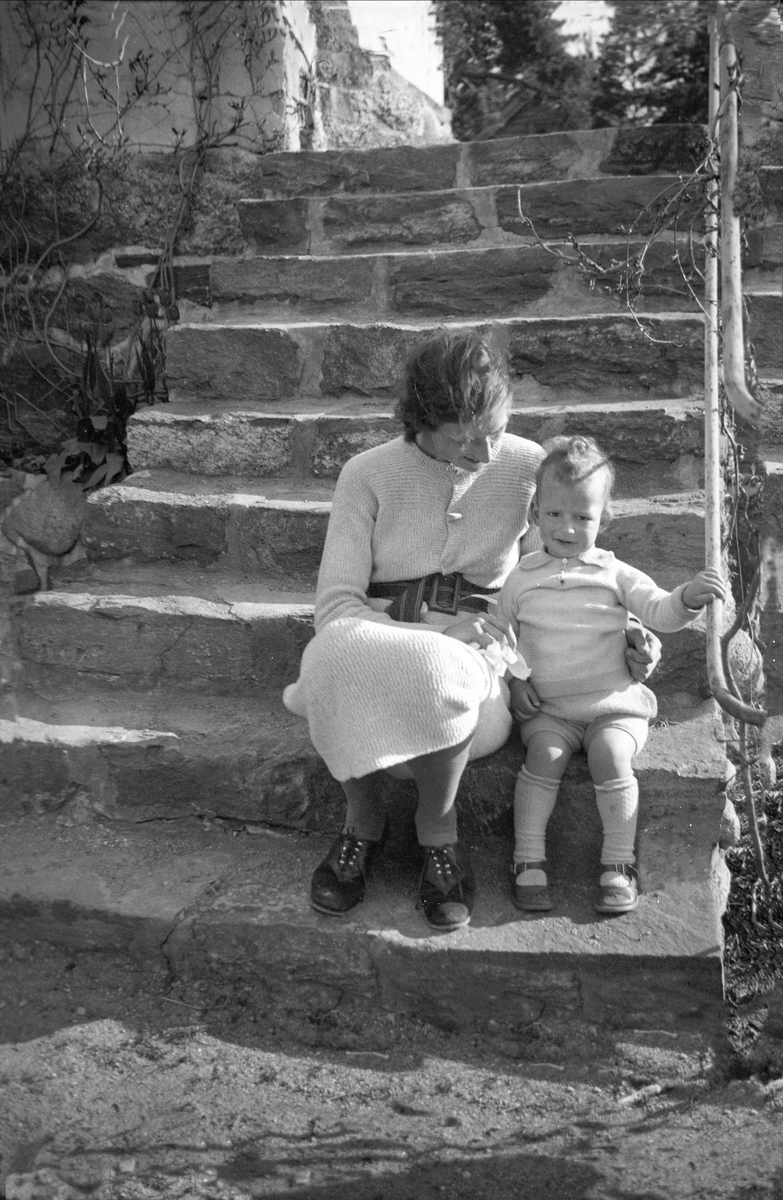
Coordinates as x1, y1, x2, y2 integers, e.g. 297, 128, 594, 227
1, 756, 783, 1200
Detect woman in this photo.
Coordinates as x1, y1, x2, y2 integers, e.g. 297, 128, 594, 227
283, 332, 656, 931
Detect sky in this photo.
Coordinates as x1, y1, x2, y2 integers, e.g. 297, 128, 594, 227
553, 0, 612, 55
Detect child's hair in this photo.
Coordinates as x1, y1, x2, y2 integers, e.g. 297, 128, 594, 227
536, 435, 615, 522
395, 331, 511, 441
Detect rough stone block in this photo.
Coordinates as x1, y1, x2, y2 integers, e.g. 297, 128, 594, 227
322, 192, 482, 250
501, 177, 702, 239
236, 197, 310, 251
127, 411, 292, 476
388, 246, 556, 317
758, 166, 783, 217
211, 255, 375, 311
251, 144, 461, 198
747, 294, 783, 374
173, 262, 211, 305
599, 125, 707, 176
745, 225, 783, 267
166, 325, 301, 402
466, 129, 616, 186
310, 418, 398, 478
12, 594, 313, 693
83, 487, 229, 564
321, 325, 423, 395
229, 502, 329, 577
2, 478, 86, 558
508, 404, 704, 466
507, 317, 703, 398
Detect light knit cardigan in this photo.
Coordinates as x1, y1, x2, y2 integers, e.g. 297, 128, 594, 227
283, 434, 544, 780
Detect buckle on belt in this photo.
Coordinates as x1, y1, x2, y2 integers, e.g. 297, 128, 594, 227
428, 572, 462, 615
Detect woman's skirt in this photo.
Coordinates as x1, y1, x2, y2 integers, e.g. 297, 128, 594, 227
282, 616, 512, 781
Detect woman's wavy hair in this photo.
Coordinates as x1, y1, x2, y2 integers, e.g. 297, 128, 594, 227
395, 331, 512, 440
536, 435, 615, 528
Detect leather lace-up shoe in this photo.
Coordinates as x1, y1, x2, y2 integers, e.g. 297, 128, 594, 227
417, 844, 475, 931
310, 824, 388, 915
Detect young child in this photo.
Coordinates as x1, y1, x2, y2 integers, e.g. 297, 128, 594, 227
497, 435, 726, 915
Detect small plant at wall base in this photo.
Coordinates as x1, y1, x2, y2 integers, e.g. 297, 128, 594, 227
1, 0, 310, 488
38, 285, 176, 492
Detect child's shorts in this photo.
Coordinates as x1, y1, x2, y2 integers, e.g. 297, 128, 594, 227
519, 711, 650, 756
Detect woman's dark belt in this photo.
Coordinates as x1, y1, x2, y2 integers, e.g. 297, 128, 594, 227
367, 572, 497, 622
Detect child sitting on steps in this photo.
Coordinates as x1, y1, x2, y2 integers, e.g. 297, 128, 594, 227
497, 435, 726, 916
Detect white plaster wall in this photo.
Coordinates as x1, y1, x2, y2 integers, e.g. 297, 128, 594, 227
346, 0, 444, 105
0, 0, 318, 158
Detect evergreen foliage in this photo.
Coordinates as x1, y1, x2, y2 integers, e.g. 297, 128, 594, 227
593, 0, 710, 127
435, 0, 709, 140
434, 0, 595, 140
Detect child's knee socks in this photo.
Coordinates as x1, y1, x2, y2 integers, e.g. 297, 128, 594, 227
595, 775, 638, 864
513, 765, 560, 863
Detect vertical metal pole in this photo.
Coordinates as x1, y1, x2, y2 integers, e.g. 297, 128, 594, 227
703, 4, 765, 725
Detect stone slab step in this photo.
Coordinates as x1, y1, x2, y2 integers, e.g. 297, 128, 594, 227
237, 177, 701, 256
180, 239, 701, 322
243, 125, 704, 199
81, 475, 331, 583
17, 494, 709, 699
165, 315, 704, 406
0, 707, 728, 1039
1, 694, 343, 832
80, 472, 706, 586
2, 682, 727, 857
127, 399, 705, 493
9, 589, 314, 697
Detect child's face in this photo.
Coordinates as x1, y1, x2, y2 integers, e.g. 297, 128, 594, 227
533, 469, 609, 558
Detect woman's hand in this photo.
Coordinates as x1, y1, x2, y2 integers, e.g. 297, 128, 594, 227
509, 676, 541, 721
682, 567, 726, 610
624, 624, 662, 684
441, 609, 517, 651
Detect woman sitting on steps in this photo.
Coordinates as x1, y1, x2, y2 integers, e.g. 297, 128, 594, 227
283, 331, 659, 931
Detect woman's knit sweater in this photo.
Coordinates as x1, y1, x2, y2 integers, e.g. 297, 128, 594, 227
315, 434, 544, 631
283, 433, 544, 780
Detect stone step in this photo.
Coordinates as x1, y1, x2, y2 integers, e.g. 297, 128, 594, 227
243, 125, 704, 199
2, 693, 342, 832
165, 314, 704, 406
15, 490, 709, 700
745, 293, 783, 381
80, 475, 706, 586
179, 239, 701, 322
236, 176, 701, 256
80, 475, 331, 583
0, 692, 730, 1038
127, 399, 706, 493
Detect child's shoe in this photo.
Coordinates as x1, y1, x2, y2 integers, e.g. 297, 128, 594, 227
595, 863, 638, 914
511, 861, 553, 912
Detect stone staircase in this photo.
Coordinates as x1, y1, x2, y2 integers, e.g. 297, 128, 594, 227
1, 125, 734, 1041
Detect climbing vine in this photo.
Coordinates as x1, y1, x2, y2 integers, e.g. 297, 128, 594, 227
0, 0, 314, 487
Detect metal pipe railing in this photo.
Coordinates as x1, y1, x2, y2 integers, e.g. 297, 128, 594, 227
705, 4, 766, 727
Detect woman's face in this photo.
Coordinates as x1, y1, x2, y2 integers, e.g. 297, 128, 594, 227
423, 401, 509, 472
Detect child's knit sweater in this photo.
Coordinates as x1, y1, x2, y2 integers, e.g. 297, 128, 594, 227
498, 546, 699, 702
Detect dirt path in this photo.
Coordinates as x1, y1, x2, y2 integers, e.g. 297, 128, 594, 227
2, 939, 783, 1200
